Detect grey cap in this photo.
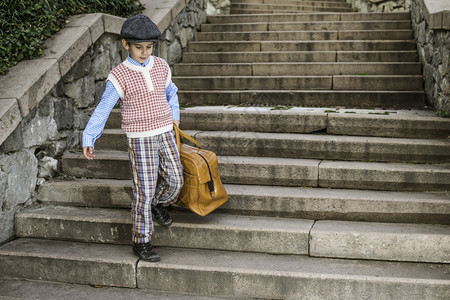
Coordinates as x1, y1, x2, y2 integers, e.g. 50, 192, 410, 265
120, 15, 161, 43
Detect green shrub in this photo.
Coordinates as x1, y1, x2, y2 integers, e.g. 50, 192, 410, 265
0, 0, 142, 74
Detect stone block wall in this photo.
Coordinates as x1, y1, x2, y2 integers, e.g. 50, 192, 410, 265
411, 0, 450, 114
0, 0, 206, 245
206, 0, 231, 15
346, 0, 411, 13
155, 0, 207, 66
0, 34, 123, 245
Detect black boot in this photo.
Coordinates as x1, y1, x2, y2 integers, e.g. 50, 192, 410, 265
132, 242, 160, 262
152, 204, 173, 226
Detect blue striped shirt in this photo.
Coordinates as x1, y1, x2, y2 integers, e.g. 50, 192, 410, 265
82, 55, 180, 149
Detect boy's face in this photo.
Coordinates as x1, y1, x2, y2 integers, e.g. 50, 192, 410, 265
122, 39, 154, 64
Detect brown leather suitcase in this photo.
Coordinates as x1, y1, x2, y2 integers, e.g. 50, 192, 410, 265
174, 124, 228, 216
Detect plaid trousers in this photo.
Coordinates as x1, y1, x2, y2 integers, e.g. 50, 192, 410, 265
127, 130, 184, 244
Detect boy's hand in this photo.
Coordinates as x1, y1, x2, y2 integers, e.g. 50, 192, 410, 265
173, 120, 180, 127
83, 147, 95, 160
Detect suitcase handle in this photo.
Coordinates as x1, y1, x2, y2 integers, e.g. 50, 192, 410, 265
173, 124, 202, 149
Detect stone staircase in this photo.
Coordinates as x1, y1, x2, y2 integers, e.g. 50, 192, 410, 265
1, 0, 450, 298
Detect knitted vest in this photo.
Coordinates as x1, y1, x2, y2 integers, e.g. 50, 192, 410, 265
107, 56, 173, 136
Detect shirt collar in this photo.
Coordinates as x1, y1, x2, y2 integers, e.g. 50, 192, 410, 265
127, 55, 151, 67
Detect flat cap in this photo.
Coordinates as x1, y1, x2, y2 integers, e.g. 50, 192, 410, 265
121, 15, 161, 43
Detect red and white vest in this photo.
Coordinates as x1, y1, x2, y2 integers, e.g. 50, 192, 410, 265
108, 56, 173, 138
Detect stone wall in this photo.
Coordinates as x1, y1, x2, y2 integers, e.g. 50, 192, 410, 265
206, 0, 231, 15
0, 34, 122, 245
411, 0, 450, 114
0, 0, 206, 245
346, 0, 411, 13
155, 0, 207, 66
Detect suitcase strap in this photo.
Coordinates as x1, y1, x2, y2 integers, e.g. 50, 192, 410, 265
173, 124, 201, 149
198, 153, 216, 199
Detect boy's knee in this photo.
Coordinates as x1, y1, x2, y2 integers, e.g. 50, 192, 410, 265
162, 176, 183, 200
173, 176, 184, 193
165, 178, 183, 205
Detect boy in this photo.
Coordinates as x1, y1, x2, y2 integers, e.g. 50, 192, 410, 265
82, 15, 184, 262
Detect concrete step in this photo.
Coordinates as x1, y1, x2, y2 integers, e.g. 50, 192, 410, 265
0, 278, 234, 300
202, 22, 270, 33
195, 31, 343, 41
220, 156, 450, 191
61, 151, 319, 186
61, 151, 450, 191
38, 180, 450, 224
333, 75, 423, 90
187, 40, 416, 52
171, 89, 426, 108
0, 238, 138, 288
106, 106, 449, 139
310, 220, 450, 263
326, 112, 450, 138
173, 75, 333, 90
230, 6, 353, 13
230, 3, 352, 11
174, 62, 422, 76
177, 107, 450, 139
222, 185, 450, 224
172, 75, 423, 91
1, 239, 448, 298
231, 9, 309, 15
207, 12, 411, 24
181, 50, 419, 63
182, 51, 339, 63
273, 20, 411, 30
194, 30, 413, 41
232, 0, 352, 8
263, 40, 417, 51
338, 29, 414, 40
200, 20, 412, 32
336, 50, 418, 62
16, 206, 449, 263
193, 131, 449, 163
318, 160, 450, 191
209, 13, 343, 24
37, 179, 135, 209
95, 129, 450, 164
15, 206, 313, 255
